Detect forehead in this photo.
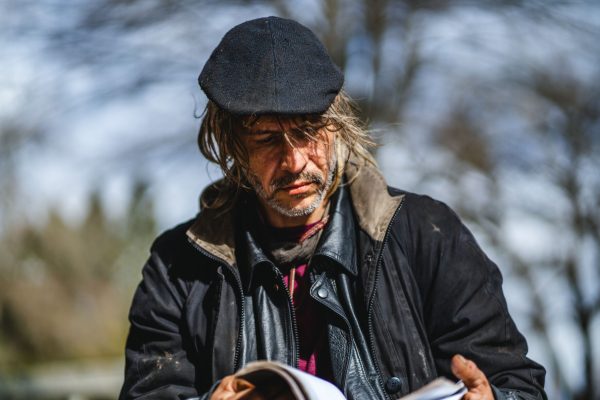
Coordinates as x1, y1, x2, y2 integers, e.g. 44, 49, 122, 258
240, 115, 323, 134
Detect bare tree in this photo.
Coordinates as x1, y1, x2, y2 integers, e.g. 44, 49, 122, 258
2, 1, 599, 398
424, 41, 600, 400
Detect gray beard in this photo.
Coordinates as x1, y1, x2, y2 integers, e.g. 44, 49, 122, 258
247, 155, 336, 218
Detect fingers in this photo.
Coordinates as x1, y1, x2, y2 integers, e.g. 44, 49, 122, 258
211, 375, 252, 400
234, 378, 256, 392
232, 378, 264, 400
451, 354, 493, 400
451, 354, 485, 388
210, 377, 231, 400
231, 387, 257, 400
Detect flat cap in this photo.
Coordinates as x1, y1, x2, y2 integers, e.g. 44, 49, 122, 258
199, 16, 344, 115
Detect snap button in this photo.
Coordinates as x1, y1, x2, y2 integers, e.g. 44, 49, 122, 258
317, 287, 328, 298
385, 376, 402, 394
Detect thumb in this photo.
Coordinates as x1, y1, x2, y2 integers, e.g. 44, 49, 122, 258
451, 354, 486, 389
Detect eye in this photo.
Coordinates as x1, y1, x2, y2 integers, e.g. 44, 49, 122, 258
289, 128, 314, 144
255, 134, 278, 145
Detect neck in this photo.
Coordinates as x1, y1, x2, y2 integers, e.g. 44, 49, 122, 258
259, 200, 329, 228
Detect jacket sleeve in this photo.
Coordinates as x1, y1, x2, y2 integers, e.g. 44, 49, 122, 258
119, 245, 203, 400
409, 195, 547, 400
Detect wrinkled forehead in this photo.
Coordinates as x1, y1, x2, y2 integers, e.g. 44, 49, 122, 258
239, 114, 327, 135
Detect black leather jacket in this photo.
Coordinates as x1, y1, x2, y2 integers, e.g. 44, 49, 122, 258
119, 161, 546, 400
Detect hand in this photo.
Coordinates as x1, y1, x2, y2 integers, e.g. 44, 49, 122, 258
210, 375, 265, 400
451, 354, 494, 400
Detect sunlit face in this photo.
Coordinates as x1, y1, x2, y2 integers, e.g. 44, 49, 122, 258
239, 116, 336, 221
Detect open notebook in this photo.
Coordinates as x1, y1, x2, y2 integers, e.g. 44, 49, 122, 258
235, 361, 467, 400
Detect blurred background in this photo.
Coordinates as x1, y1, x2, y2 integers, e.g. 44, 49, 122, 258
0, 0, 598, 399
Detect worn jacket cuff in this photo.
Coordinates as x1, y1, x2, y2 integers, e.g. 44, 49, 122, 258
492, 384, 541, 400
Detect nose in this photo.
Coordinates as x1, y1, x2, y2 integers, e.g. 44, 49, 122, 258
280, 138, 307, 174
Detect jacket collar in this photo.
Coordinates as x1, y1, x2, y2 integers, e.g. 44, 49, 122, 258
312, 183, 357, 275
234, 186, 357, 293
344, 156, 403, 243
186, 155, 403, 271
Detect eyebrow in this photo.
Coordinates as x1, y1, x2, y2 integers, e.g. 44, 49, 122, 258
245, 129, 283, 136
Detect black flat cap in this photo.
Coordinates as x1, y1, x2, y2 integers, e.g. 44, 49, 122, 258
199, 16, 344, 115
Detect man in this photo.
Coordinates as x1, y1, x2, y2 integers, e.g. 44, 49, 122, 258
120, 16, 546, 400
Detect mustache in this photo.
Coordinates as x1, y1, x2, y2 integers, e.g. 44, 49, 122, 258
270, 171, 324, 192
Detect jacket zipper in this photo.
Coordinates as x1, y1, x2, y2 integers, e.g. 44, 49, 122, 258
273, 266, 300, 368
188, 239, 246, 371
324, 277, 354, 386
367, 196, 405, 399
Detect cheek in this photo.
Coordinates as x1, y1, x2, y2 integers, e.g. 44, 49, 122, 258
247, 151, 279, 184
311, 138, 334, 171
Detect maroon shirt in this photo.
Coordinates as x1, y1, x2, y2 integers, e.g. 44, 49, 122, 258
263, 221, 333, 379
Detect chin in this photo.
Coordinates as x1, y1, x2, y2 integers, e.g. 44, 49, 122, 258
269, 194, 322, 218
282, 193, 317, 207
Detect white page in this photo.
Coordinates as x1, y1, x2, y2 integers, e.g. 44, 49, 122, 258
237, 361, 346, 400
399, 378, 467, 400
277, 363, 346, 400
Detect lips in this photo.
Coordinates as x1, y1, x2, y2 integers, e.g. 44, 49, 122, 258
282, 181, 313, 195
284, 181, 311, 189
